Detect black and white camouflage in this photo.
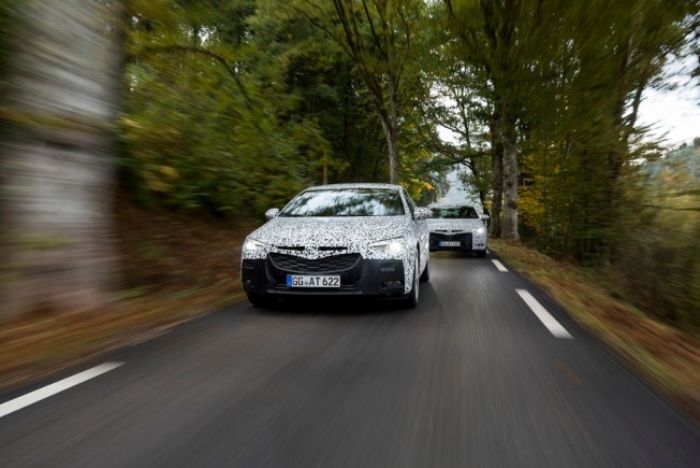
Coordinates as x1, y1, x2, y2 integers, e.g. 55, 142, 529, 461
241, 183, 428, 294
427, 204, 488, 251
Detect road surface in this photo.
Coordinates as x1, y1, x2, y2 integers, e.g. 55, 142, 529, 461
1, 252, 698, 467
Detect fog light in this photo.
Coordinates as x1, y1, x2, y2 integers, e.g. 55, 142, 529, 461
383, 280, 404, 287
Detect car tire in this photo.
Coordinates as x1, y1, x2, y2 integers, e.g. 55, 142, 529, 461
402, 252, 420, 309
475, 250, 486, 257
247, 292, 271, 308
419, 256, 430, 282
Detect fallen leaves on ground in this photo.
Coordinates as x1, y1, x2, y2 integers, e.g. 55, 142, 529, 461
0, 198, 255, 390
490, 239, 700, 420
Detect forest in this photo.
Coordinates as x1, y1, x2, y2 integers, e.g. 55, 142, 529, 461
0, 0, 699, 331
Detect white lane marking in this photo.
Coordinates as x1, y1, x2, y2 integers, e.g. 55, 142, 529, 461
0, 362, 124, 419
516, 289, 573, 339
491, 259, 508, 272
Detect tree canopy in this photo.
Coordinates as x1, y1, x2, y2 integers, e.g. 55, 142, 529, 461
1, 0, 698, 325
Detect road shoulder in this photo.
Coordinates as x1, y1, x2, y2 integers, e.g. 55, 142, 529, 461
488, 239, 700, 423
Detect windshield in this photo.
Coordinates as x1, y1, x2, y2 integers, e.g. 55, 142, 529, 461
431, 207, 479, 219
280, 188, 405, 217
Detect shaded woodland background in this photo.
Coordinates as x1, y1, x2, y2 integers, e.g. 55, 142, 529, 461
0, 0, 699, 332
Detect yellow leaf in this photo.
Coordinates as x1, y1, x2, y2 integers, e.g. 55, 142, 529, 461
160, 166, 179, 179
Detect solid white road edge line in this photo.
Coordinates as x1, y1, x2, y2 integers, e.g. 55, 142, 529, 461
0, 362, 124, 419
516, 289, 573, 339
491, 259, 508, 272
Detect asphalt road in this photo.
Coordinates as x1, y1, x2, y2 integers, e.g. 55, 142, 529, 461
1, 252, 698, 467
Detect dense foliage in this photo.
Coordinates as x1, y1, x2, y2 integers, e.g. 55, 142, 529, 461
613, 142, 700, 328
438, 0, 699, 328
120, 0, 440, 215
1, 0, 698, 327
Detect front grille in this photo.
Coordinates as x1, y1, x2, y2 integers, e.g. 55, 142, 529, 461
268, 253, 361, 273
430, 232, 472, 242
430, 232, 472, 249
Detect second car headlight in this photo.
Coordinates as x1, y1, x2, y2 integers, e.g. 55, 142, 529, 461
473, 227, 486, 236
370, 238, 407, 257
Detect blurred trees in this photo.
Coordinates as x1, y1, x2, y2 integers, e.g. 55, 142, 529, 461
422, 20, 491, 207
442, 0, 697, 245
444, 0, 560, 240
514, 0, 696, 260
0, 0, 444, 319
437, 0, 699, 327
292, 0, 429, 183
0, 1, 120, 319
122, 0, 309, 214
120, 0, 440, 215
613, 142, 700, 328
1, 0, 698, 327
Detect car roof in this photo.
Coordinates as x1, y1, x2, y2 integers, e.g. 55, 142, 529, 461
305, 183, 402, 191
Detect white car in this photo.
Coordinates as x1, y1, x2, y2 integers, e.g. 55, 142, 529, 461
241, 183, 431, 308
427, 205, 488, 256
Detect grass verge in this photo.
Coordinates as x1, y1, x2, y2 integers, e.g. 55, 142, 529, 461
489, 239, 700, 420
0, 285, 244, 391
0, 198, 254, 391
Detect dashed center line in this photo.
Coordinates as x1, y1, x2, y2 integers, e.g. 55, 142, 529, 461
516, 289, 573, 339
491, 259, 508, 272
0, 362, 124, 419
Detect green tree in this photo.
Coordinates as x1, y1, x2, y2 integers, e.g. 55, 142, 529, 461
295, 0, 430, 184
443, 0, 541, 240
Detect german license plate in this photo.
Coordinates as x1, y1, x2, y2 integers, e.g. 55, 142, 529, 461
440, 241, 461, 247
286, 275, 341, 288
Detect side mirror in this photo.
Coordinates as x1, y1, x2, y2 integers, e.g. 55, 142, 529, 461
480, 213, 490, 225
415, 207, 432, 220
265, 208, 280, 220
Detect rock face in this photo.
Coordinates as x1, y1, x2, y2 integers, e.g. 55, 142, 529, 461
0, 2, 119, 320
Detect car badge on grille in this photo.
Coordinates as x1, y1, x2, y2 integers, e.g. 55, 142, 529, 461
304, 246, 319, 257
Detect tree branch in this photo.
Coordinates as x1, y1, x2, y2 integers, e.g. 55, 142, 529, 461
127, 45, 255, 111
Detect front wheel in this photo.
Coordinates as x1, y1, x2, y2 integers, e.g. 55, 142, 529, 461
475, 250, 487, 257
419, 256, 430, 282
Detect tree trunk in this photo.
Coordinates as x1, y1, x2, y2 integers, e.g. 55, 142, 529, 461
500, 110, 519, 241
462, 102, 486, 207
0, 1, 119, 320
379, 116, 400, 184
386, 79, 400, 184
387, 128, 399, 184
468, 157, 486, 207
489, 111, 503, 238
322, 157, 329, 184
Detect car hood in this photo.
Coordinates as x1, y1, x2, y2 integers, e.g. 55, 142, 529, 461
250, 216, 410, 248
427, 218, 483, 232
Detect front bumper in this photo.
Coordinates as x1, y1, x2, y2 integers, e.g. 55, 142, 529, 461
241, 254, 407, 297
429, 232, 486, 251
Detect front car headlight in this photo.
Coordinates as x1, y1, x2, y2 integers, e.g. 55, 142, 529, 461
369, 238, 407, 258
473, 226, 486, 236
242, 237, 268, 258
